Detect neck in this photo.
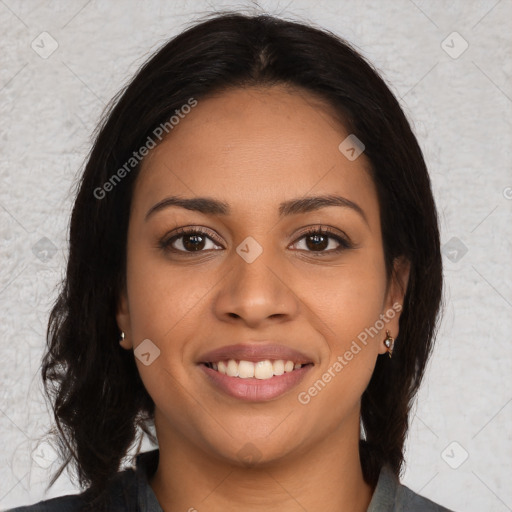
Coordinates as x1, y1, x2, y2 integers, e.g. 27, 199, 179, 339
149, 411, 374, 512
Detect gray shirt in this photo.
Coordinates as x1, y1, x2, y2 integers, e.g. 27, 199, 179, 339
5, 449, 454, 511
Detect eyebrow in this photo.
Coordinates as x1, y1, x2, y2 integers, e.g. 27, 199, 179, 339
145, 193, 368, 225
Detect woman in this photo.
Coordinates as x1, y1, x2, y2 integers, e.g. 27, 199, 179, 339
7, 11, 451, 512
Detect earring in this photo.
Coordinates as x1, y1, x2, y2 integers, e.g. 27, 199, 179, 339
384, 330, 394, 358
120, 331, 125, 344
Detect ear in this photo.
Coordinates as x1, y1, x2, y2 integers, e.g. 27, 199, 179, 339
377, 256, 410, 355
116, 287, 133, 350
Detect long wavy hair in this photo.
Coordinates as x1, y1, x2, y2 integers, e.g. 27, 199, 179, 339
41, 10, 443, 509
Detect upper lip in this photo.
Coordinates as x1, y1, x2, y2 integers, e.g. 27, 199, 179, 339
198, 343, 314, 364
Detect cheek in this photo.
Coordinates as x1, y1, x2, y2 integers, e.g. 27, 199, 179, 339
305, 248, 387, 343
302, 247, 387, 397
123, 243, 204, 410
124, 241, 213, 343
295, 262, 386, 420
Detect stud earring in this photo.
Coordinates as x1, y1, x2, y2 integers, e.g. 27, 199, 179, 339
120, 331, 125, 344
384, 330, 394, 358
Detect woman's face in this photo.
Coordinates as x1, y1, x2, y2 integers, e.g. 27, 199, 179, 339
117, 85, 408, 465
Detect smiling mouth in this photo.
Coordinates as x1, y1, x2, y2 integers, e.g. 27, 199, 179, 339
202, 359, 313, 380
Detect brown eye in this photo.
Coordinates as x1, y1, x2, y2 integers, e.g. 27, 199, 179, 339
179, 232, 207, 251
160, 227, 223, 253
304, 232, 329, 251
291, 227, 352, 254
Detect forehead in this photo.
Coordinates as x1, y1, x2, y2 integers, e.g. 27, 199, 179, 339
133, 86, 378, 223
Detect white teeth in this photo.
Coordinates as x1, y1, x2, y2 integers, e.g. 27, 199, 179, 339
226, 359, 239, 377
208, 359, 306, 380
272, 360, 285, 376
238, 360, 255, 378
254, 360, 274, 379
217, 361, 227, 375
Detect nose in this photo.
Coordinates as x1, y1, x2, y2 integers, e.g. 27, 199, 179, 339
212, 241, 299, 328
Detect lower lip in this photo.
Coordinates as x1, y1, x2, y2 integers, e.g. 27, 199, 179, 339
199, 364, 313, 402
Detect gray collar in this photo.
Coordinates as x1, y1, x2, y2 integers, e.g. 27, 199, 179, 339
134, 449, 162, 512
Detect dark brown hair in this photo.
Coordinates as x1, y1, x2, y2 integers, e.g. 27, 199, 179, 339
41, 10, 443, 508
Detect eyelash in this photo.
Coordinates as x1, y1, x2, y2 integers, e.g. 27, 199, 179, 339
158, 225, 353, 256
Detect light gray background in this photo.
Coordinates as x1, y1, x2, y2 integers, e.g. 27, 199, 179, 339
1, 0, 511, 511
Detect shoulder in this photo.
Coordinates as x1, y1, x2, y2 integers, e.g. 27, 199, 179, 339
368, 465, 455, 512
395, 482, 454, 511
3, 466, 138, 512
3, 493, 88, 512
